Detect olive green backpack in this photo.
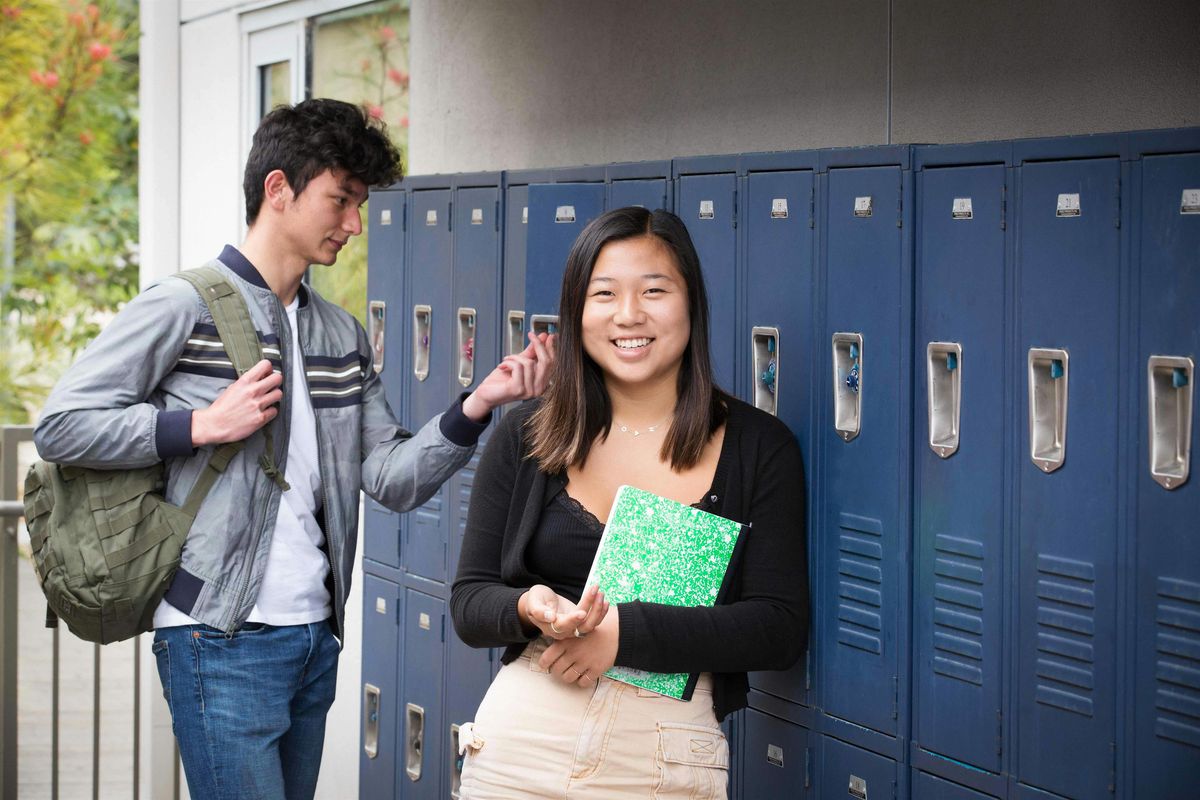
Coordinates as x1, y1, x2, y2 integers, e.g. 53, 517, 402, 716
23, 267, 287, 644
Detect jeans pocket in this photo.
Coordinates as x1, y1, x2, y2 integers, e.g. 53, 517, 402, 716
652, 722, 729, 800
151, 637, 172, 706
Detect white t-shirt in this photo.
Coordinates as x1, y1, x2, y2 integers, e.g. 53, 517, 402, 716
153, 296, 331, 628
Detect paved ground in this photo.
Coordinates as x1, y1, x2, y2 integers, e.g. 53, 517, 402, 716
16, 536, 138, 798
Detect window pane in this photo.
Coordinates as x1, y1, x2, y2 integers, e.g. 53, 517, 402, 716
309, 1, 409, 327
259, 61, 292, 120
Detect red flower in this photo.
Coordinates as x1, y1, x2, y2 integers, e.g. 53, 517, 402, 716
2, 6, 22, 19
367, 105, 384, 120
379, 26, 395, 41
68, 10, 84, 26
43, 71, 60, 88
361, 59, 371, 73
388, 68, 409, 88
89, 42, 111, 61
399, 115, 409, 128
79, 130, 94, 146
86, 3, 99, 21
29, 70, 44, 86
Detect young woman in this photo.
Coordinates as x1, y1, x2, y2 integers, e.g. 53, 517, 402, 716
451, 207, 808, 799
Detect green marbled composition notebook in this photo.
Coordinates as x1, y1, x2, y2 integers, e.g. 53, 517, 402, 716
585, 484, 745, 700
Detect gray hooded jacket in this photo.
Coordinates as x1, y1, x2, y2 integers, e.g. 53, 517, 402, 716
35, 246, 485, 638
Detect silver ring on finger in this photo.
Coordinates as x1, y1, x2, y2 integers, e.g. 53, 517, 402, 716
573, 628, 586, 638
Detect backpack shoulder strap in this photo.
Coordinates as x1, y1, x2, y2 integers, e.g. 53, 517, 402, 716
176, 267, 289, 492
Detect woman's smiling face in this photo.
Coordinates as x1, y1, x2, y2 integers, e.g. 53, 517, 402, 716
581, 234, 691, 393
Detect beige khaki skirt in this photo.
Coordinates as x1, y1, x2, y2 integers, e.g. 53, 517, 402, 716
458, 638, 728, 799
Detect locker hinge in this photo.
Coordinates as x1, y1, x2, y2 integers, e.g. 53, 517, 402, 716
440, 613, 446, 643
809, 185, 815, 229
804, 746, 811, 788
1109, 741, 1116, 793
1114, 179, 1121, 229
897, 180, 903, 228
732, 189, 738, 229
661, 192, 667, 210
448, 201, 453, 232
996, 710, 1002, 757
402, 201, 408, 232
495, 200, 500, 231
1000, 184, 1007, 231
804, 649, 811, 691
892, 676, 899, 719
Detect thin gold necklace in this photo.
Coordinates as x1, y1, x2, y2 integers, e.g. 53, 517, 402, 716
613, 417, 668, 438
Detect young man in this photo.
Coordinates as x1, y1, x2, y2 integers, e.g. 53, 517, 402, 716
34, 99, 553, 799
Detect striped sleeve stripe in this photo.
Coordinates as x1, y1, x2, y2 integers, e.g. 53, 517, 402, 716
310, 386, 363, 398
306, 365, 362, 380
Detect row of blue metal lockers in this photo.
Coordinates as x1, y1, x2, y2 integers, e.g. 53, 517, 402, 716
357, 127, 1200, 799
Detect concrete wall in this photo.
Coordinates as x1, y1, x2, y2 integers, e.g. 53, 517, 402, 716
408, 0, 1200, 174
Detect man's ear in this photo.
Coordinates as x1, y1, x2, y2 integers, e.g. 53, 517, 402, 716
262, 169, 293, 213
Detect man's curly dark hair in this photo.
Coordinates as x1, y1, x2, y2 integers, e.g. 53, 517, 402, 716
243, 98, 404, 225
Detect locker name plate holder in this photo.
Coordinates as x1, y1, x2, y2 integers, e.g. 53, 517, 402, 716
1147, 355, 1193, 490
849, 774, 868, 800
853, 196, 873, 218
1182, 189, 1200, 215
470, 208, 484, 225
927, 342, 962, 458
766, 744, 784, 767
522, 206, 528, 224
555, 205, 576, 223
771, 198, 789, 219
1028, 347, 1069, 473
368, 301, 386, 374
1056, 193, 1081, 218
380, 208, 392, 226
426, 209, 438, 226
952, 198, 973, 220
699, 200, 715, 220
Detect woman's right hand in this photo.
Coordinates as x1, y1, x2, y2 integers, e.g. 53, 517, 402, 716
518, 584, 608, 640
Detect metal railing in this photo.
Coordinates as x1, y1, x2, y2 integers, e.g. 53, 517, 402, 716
1, 425, 146, 800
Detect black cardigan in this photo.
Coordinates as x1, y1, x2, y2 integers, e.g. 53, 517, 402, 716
450, 397, 809, 721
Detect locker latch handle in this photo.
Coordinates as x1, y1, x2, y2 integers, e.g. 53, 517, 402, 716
530, 313, 559, 337
751, 326, 781, 417
362, 683, 380, 759
412, 305, 432, 382
927, 342, 963, 458
1148, 355, 1193, 490
457, 307, 477, 387
405, 702, 425, 781
832, 333, 864, 442
367, 301, 386, 374
450, 723, 463, 799
1028, 347, 1069, 473
507, 310, 526, 357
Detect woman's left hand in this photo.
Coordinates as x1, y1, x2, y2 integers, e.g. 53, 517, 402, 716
539, 602, 620, 689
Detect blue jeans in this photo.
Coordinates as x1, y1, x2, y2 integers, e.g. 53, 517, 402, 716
152, 621, 340, 800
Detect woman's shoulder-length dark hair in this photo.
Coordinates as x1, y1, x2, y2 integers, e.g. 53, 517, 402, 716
527, 206, 729, 473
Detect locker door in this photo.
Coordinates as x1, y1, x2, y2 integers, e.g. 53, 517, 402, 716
444, 634, 493, 800
821, 735, 897, 800
741, 709, 811, 799
1132, 151, 1200, 799
610, 177, 669, 211
449, 188, 501, 579
526, 182, 606, 328
1015, 157, 1121, 800
404, 189, 453, 583
820, 165, 907, 737
677, 173, 738, 394
401, 590, 445, 800
913, 164, 1006, 772
364, 190, 407, 569
744, 169, 816, 708
360, 576, 401, 800
503, 184, 531, 360
913, 770, 1001, 800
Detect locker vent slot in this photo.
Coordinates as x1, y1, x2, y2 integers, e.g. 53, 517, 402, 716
1034, 554, 1097, 717
836, 514, 884, 655
932, 534, 985, 686
1154, 576, 1200, 749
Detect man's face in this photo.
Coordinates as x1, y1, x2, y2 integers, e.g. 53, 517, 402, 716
285, 168, 368, 267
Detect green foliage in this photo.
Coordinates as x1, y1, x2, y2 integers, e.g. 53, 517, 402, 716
0, 0, 139, 424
